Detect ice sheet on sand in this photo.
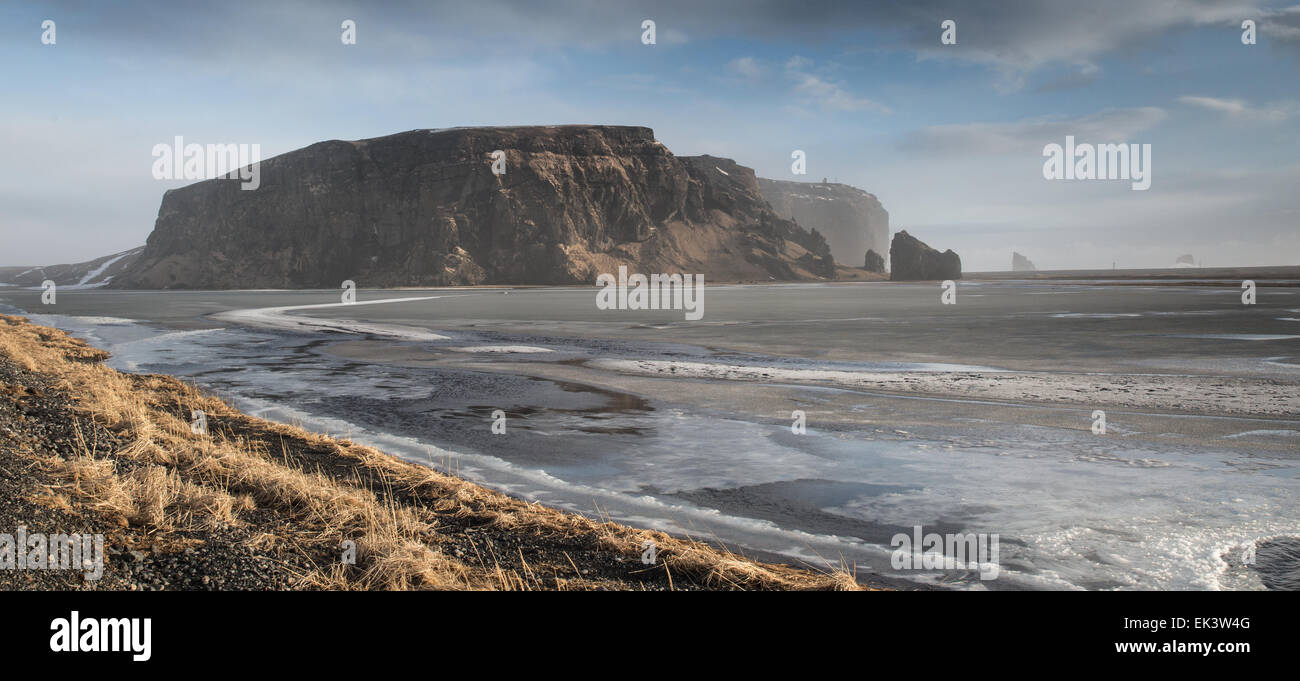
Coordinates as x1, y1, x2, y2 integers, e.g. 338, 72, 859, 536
1050, 313, 1142, 318
102, 328, 231, 372
35, 315, 138, 325
213, 296, 452, 341
1224, 429, 1300, 439
446, 345, 553, 353
1166, 334, 1300, 341
591, 358, 1005, 382
222, 393, 891, 579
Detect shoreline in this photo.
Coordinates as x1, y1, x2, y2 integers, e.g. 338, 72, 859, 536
7, 263, 1299, 292
0, 314, 881, 591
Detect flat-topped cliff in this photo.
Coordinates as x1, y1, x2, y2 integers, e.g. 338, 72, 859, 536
113, 126, 834, 288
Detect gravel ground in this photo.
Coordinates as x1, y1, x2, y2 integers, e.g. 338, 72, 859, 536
0, 356, 307, 590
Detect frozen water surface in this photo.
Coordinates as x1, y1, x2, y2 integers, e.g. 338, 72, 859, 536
4, 280, 1298, 590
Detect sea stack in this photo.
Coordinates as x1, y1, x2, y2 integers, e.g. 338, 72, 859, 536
889, 230, 961, 281
864, 249, 885, 273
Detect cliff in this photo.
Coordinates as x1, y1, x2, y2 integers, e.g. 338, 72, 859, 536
113, 126, 835, 289
756, 178, 888, 269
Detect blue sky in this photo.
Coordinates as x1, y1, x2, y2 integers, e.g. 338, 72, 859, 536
3, 0, 1299, 270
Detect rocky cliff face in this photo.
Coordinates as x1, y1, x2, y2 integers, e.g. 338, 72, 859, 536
756, 178, 888, 268
681, 156, 834, 279
889, 230, 961, 281
113, 126, 835, 289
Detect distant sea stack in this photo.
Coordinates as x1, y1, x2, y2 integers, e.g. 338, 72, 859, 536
113, 126, 834, 289
756, 178, 888, 270
863, 249, 885, 273
1012, 251, 1037, 272
889, 230, 961, 281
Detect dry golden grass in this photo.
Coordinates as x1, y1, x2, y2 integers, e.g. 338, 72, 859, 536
0, 314, 863, 590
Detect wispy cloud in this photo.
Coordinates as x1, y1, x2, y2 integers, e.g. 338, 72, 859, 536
1179, 95, 1299, 121
1258, 4, 1300, 40
784, 56, 889, 114
725, 57, 763, 79
27, 1, 1291, 87
900, 107, 1168, 156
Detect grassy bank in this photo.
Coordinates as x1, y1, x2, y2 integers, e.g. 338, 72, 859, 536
0, 314, 861, 590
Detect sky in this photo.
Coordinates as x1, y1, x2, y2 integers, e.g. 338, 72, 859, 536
3, 0, 1299, 271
